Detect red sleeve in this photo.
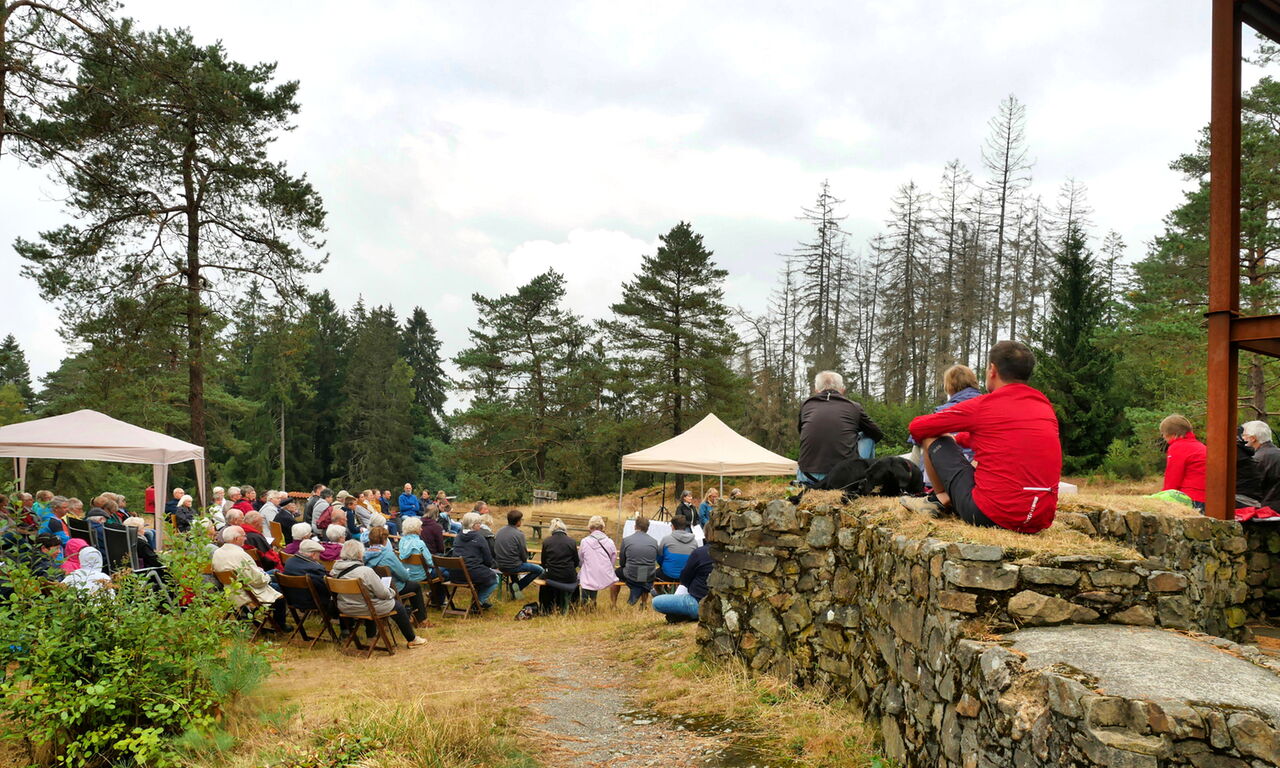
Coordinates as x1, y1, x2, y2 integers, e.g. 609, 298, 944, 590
954, 432, 973, 448
909, 397, 984, 442
1162, 442, 1185, 491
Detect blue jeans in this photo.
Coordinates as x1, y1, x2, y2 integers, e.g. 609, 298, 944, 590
797, 435, 877, 486
476, 579, 498, 606
506, 562, 544, 591
653, 594, 700, 620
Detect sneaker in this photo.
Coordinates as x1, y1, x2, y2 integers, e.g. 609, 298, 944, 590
900, 494, 945, 516
406, 637, 428, 648
512, 587, 523, 601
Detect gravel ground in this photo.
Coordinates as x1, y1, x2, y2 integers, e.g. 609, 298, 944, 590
523, 652, 754, 768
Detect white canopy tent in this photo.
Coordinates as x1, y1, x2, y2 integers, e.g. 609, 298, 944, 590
0, 410, 206, 549
619, 413, 797, 513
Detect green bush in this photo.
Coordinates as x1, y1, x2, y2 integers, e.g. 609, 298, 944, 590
0, 531, 268, 766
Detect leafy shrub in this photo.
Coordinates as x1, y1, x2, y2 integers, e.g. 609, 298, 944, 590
0, 530, 268, 766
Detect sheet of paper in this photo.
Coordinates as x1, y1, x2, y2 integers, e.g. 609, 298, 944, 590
380, 576, 392, 590
622, 519, 704, 546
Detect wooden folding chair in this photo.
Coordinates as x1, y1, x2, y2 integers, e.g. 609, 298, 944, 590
325, 575, 399, 658
276, 573, 339, 650
213, 569, 280, 641
401, 553, 446, 609
269, 521, 287, 551
320, 558, 335, 572
371, 565, 418, 601
432, 556, 482, 619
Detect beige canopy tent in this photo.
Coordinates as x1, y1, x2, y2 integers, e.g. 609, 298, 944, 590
0, 410, 206, 549
618, 413, 797, 511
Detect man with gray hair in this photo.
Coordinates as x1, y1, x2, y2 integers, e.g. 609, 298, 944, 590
37, 496, 71, 545
797, 370, 884, 488
1242, 421, 1280, 509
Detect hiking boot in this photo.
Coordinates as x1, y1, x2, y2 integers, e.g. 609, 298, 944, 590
900, 494, 946, 517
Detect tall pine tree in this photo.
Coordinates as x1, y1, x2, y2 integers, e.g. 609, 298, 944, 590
0, 334, 34, 404
336, 306, 414, 488
1036, 222, 1120, 472
602, 221, 742, 496
401, 307, 450, 488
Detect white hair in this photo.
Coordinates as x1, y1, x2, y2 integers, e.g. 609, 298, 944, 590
1243, 420, 1273, 444
401, 517, 423, 535
212, 486, 225, 497
814, 370, 845, 393
325, 524, 347, 542
221, 525, 244, 543
460, 512, 481, 530
228, 486, 241, 496
224, 509, 244, 525
588, 515, 605, 531
123, 516, 146, 530
549, 518, 567, 534
340, 539, 365, 560
179, 495, 193, 506
369, 514, 386, 528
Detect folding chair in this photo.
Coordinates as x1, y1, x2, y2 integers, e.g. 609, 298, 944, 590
432, 556, 482, 619
213, 569, 281, 641
276, 573, 340, 650
371, 565, 418, 601
325, 575, 399, 658
269, 521, 287, 551
402, 553, 446, 608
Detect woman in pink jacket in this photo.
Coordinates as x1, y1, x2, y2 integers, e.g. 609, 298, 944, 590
577, 515, 618, 605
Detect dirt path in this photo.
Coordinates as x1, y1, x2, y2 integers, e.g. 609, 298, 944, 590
514, 645, 760, 768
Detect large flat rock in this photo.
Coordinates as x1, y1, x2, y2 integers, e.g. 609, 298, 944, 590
1010, 624, 1280, 722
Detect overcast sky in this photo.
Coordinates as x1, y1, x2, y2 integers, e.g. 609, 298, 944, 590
0, 0, 1259, 387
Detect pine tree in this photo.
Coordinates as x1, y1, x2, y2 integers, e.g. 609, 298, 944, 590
877, 181, 932, 402
601, 222, 742, 496
1036, 223, 1119, 471
14, 26, 326, 455
337, 306, 415, 488
454, 270, 593, 498
300, 291, 351, 484
401, 307, 450, 488
0, 334, 34, 404
794, 182, 849, 378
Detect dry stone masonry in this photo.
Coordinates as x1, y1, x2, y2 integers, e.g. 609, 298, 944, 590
698, 499, 1280, 768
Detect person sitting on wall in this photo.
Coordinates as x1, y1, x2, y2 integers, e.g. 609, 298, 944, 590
797, 370, 885, 488
912, 364, 984, 482
1160, 414, 1207, 512
902, 341, 1062, 533
652, 531, 714, 624
1242, 420, 1280, 510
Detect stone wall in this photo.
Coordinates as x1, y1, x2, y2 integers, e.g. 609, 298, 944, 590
698, 499, 1277, 768
1243, 522, 1280, 619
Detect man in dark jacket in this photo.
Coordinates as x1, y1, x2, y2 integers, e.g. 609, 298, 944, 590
274, 496, 300, 544
538, 522, 579, 613
1242, 420, 1280, 509
653, 542, 713, 623
304, 484, 325, 525
282, 539, 333, 610
798, 370, 884, 487
616, 516, 660, 606
494, 510, 544, 594
451, 513, 498, 608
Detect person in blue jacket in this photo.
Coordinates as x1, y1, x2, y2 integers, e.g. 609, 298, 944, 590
653, 542, 713, 623
912, 364, 984, 476
697, 488, 719, 528
398, 483, 422, 517
37, 496, 71, 546
657, 515, 698, 580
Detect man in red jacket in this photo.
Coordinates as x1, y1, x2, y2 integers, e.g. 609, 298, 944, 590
902, 341, 1062, 533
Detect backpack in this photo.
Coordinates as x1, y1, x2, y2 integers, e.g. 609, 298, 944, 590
514, 602, 542, 621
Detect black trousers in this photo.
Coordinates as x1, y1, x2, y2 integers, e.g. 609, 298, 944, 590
364, 599, 415, 641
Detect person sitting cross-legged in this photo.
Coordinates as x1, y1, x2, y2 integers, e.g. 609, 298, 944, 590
494, 509, 544, 597
652, 537, 714, 623
902, 340, 1062, 533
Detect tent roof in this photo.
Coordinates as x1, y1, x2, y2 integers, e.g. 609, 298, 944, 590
0, 409, 204, 465
621, 413, 797, 476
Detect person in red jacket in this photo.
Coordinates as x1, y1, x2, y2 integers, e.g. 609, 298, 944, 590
902, 341, 1062, 533
1160, 414, 1207, 511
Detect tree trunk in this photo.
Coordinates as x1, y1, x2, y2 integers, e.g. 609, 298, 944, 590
182, 134, 207, 467
279, 402, 286, 490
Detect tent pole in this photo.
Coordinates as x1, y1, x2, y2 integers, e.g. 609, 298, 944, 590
617, 468, 625, 539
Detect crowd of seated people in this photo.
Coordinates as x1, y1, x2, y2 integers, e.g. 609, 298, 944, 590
0, 475, 726, 648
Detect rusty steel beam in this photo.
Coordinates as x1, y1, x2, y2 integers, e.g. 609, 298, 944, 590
1237, 338, 1280, 358
1230, 314, 1280, 345
1205, 0, 1243, 521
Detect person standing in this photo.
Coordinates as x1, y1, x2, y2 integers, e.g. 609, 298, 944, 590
797, 371, 884, 487
675, 490, 697, 522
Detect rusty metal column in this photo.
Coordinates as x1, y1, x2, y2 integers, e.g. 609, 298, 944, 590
1205, 0, 1242, 521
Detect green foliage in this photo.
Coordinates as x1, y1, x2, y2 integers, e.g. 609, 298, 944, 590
337, 307, 416, 488
0, 532, 266, 766
1035, 222, 1121, 472
0, 335, 35, 405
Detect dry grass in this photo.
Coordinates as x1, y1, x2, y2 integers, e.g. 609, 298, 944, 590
611, 620, 881, 767
847, 497, 1142, 561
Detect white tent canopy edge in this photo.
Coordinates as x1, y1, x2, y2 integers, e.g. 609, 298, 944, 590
617, 413, 798, 517
0, 409, 206, 549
